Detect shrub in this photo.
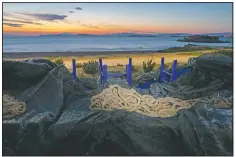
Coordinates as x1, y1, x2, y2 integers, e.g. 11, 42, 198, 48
214, 49, 233, 58
199, 49, 233, 59
82, 60, 99, 75
76, 63, 83, 68
143, 59, 156, 73
44, 56, 55, 61
54, 57, 64, 65
117, 63, 124, 67
164, 63, 172, 69
131, 65, 138, 72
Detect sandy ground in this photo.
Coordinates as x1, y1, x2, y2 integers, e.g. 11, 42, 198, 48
3, 50, 211, 70
62, 53, 198, 70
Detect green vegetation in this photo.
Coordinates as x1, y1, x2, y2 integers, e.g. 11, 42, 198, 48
132, 65, 139, 72
199, 49, 233, 58
43, 47, 231, 87
164, 63, 171, 69
213, 49, 233, 58
158, 44, 214, 53
117, 63, 124, 67
54, 57, 64, 65
44, 56, 65, 65
177, 35, 229, 43
76, 62, 83, 68
143, 59, 156, 73
82, 60, 99, 75
176, 52, 203, 56
44, 56, 58, 61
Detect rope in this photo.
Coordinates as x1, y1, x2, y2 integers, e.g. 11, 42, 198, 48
3, 94, 26, 120
90, 85, 191, 118
150, 79, 225, 100
186, 97, 232, 108
153, 82, 232, 108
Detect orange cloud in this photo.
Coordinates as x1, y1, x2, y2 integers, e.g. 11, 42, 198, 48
3, 21, 212, 35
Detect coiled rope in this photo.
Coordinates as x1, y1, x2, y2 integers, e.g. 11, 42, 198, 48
90, 85, 191, 118
3, 94, 26, 120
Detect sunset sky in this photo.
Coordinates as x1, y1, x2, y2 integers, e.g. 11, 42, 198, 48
3, 3, 233, 35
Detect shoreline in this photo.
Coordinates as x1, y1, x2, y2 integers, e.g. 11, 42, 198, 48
3, 46, 231, 68
3, 45, 232, 59
3, 46, 230, 59
3, 50, 208, 68
3, 51, 158, 59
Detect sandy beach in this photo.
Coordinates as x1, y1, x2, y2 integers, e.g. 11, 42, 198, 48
3, 50, 212, 71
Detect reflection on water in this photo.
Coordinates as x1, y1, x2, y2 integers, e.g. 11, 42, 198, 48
3, 36, 232, 53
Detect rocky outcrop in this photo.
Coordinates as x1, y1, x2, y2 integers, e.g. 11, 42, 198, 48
177, 35, 229, 43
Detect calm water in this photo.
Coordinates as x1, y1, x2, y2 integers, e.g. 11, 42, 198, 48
3, 36, 232, 53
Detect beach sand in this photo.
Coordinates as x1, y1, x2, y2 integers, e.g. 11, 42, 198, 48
3, 50, 210, 70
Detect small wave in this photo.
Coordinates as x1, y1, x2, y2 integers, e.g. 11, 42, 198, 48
3, 36, 232, 53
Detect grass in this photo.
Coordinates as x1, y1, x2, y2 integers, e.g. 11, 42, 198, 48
72, 57, 194, 88
213, 49, 233, 58
74, 60, 190, 80
44, 56, 58, 61
54, 57, 64, 65
44, 56, 65, 65
143, 59, 156, 73
116, 63, 124, 67
76, 63, 83, 68
176, 52, 203, 56
41, 47, 232, 85
157, 44, 215, 53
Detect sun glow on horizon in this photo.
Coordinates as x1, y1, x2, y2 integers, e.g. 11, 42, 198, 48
3, 3, 232, 35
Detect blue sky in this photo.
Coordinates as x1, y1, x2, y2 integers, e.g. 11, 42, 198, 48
3, 3, 233, 35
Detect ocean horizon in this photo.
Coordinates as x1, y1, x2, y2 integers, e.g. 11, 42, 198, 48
3, 35, 233, 53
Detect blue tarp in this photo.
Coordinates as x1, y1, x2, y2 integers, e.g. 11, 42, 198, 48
136, 68, 192, 89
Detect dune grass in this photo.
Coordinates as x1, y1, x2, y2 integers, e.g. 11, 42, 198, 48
157, 44, 215, 53
213, 49, 233, 58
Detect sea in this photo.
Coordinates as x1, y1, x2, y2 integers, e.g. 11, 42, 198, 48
3, 36, 233, 53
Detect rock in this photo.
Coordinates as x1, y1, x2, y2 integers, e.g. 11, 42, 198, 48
177, 35, 229, 43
